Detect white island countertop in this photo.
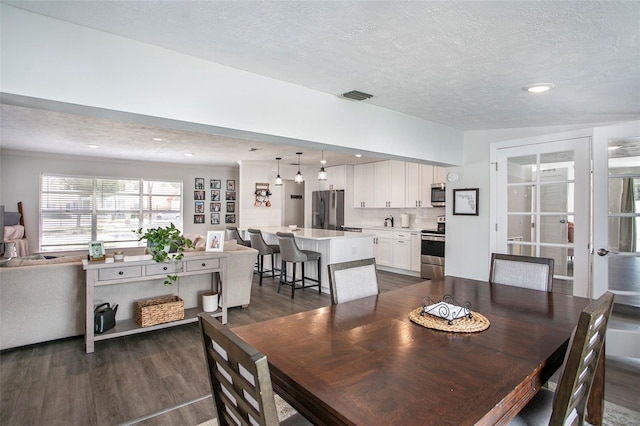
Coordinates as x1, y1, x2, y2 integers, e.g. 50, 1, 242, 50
258, 226, 374, 240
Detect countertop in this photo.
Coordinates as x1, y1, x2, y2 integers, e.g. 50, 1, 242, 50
258, 226, 374, 240
344, 224, 428, 232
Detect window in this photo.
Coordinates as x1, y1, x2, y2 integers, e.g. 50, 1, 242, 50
40, 174, 183, 252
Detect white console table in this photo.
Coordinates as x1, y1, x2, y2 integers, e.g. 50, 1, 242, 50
83, 252, 227, 353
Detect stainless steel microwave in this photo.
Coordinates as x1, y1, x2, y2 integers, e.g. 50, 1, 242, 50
431, 183, 446, 207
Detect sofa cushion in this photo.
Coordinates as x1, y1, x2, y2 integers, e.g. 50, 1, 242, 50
0, 254, 85, 267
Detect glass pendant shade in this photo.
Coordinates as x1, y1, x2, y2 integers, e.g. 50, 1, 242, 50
317, 150, 328, 181
275, 157, 283, 186
294, 152, 304, 183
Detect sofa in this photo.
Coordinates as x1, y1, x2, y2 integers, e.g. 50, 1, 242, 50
0, 242, 258, 351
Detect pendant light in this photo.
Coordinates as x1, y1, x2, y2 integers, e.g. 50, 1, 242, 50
317, 150, 327, 181
274, 157, 283, 186
294, 152, 304, 183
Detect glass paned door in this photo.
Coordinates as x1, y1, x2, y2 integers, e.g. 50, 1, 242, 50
495, 138, 590, 297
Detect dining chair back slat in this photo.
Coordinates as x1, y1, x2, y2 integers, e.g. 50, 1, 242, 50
489, 253, 554, 292
328, 258, 379, 305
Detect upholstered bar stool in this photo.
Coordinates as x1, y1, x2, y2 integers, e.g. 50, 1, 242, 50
247, 228, 280, 286
226, 226, 251, 247
276, 232, 321, 299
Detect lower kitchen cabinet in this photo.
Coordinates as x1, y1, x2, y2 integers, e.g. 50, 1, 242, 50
410, 232, 421, 272
392, 234, 411, 270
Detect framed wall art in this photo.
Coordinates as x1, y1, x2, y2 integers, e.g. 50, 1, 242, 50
195, 201, 204, 213
211, 190, 220, 201
194, 190, 205, 200
226, 191, 236, 201
225, 214, 236, 224
210, 179, 221, 189
210, 202, 221, 212
206, 230, 224, 252
195, 178, 205, 190
453, 188, 479, 216
194, 214, 205, 224
227, 179, 235, 191
226, 202, 235, 213
211, 213, 220, 225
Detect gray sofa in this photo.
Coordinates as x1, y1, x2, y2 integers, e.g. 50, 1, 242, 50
0, 244, 258, 350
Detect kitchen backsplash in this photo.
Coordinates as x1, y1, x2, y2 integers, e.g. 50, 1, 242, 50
351, 207, 445, 229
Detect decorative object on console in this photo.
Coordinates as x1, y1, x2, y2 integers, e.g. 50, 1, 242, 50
134, 223, 194, 285
136, 296, 184, 327
254, 183, 272, 207
88, 241, 105, 261
206, 230, 224, 252
453, 188, 479, 216
94, 302, 118, 334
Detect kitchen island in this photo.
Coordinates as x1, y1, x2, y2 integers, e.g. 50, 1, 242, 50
257, 227, 374, 294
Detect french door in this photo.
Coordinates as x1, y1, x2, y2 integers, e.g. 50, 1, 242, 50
593, 121, 640, 358
494, 137, 590, 297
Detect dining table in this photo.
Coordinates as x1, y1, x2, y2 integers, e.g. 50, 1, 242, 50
233, 276, 604, 425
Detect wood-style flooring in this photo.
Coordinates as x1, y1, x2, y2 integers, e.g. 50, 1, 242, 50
1, 271, 638, 425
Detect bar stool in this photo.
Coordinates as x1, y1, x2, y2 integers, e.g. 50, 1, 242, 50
276, 232, 321, 299
226, 226, 251, 247
247, 228, 280, 286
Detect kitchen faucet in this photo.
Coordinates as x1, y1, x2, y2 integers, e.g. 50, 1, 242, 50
384, 215, 394, 228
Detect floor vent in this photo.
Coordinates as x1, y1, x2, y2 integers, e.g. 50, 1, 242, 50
341, 90, 373, 101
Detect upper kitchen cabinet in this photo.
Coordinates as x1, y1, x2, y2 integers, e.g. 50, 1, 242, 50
406, 163, 446, 208
374, 160, 406, 208
324, 164, 347, 190
353, 162, 374, 208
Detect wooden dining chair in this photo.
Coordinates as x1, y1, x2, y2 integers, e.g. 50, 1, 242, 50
509, 292, 615, 426
198, 313, 312, 426
489, 253, 555, 292
328, 257, 379, 305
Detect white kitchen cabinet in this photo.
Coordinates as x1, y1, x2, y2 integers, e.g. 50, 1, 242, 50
410, 232, 421, 272
374, 160, 406, 208
392, 230, 412, 270
433, 166, 447, 184
325, 164, 347, 190
353, 163, 374, 208
364, 228, 393, 267
405, 163, 446, 208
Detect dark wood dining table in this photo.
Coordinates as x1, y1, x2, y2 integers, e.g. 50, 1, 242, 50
233, 276, 598, 425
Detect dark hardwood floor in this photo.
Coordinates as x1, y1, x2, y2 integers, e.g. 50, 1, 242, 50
1, 271, 638, 425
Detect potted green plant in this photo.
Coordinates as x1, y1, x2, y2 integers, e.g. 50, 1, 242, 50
134, 223, 194, 285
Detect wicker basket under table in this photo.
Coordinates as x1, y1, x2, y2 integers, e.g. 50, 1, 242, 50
136, 296, 184, 327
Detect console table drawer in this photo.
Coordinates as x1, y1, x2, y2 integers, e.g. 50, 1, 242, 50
145, 262, 179, 276
98, 265, 142, 281
185, 258, 221, 272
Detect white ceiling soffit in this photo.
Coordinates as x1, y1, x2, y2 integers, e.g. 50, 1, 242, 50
4, 0, 639, 130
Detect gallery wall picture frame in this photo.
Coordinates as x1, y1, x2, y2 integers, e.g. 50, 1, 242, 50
210, 202, 221, 212
226, 202, 235, 213
211, 190, 220, 201
453, 188, 479, 216
194, 214, 205, 224
89, 240, 105, 261
211, 213, 220, 225
227, 179, 235, 191
194, 190, 205, 200
195, 201, 205, 213
210, 179, 221, 189
195, 178, 205, 190
226, 191, 236, 201
225, 214, 236, 224
206, 230, 225, 252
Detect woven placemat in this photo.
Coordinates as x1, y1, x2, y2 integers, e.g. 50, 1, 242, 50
408, 307, 490, 333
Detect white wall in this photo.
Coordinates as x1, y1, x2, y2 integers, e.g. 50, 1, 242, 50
1, 150, 237, 253
1, 5, 463, 167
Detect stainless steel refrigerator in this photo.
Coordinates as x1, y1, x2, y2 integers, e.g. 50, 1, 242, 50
312, 190, 345, 230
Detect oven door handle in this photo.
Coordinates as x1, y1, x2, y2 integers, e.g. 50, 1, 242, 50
421, 235, 444, 242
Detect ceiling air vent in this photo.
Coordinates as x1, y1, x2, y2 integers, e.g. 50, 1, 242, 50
341, 90, 373, 101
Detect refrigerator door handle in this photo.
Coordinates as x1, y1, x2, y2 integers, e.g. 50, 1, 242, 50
320, 197, 326, 228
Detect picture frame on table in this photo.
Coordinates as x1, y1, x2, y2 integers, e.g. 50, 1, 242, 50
89, 240, 105, 261
206, 230, 224, 252
195, 178, 205, 190
225, 214, 236, 224
211, 213, 220, 225
210, 202, 221, 212
210, 179, 221, 189
195, 201, 204, 213
226, 202, 235, 213
227, 179, 235, 191
194, 190, 205, 200
194, 214, 205, 224
211, 190, 220, 201
453, 188, 479, 216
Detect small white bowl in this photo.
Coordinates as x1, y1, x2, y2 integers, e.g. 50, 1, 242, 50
288, 225, 298, 230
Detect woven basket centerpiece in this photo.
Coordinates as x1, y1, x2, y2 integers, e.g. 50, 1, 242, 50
136, 296, 184, 327
408, 295, 490, 333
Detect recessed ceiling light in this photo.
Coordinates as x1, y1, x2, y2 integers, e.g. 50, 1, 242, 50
608, 145, 622, 151
153, 137, 163, 141
355, 154, 362, 158
524, 83, 555, 93
184, 152, 194, 157
87, 144, 99, 149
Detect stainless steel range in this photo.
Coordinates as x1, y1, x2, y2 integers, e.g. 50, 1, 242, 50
420, 216, 445, 279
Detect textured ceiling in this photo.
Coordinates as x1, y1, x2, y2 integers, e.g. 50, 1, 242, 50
1, 0, 639, 166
